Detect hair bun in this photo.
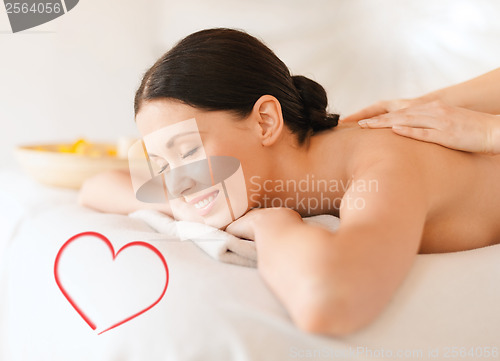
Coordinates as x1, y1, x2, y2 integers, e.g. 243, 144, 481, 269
292, 75, 339, 132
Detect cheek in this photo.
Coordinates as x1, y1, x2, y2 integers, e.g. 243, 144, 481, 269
200, 134, 261, 189
202, 139, 250, 160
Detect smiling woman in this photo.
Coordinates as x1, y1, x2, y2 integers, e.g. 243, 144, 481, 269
128, 117, 249, 229
79, 28, 500, 336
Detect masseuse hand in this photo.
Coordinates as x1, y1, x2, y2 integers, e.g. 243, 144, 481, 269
356, 100, 500, 154
341, 97, 426, 123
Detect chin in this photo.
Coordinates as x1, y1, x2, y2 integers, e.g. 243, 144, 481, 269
202, 213, 233, 229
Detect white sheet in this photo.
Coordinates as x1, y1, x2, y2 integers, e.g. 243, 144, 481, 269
1, 169, 499, 361
129, 209, 342, 268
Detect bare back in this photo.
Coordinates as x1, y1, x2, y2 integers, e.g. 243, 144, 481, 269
316, 124, 500, 254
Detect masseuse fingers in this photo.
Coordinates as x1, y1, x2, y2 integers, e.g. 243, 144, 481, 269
341, 103, 388, 123
358, 107, 444, 130
391, 125, 446, 146
343, 98, 419, 123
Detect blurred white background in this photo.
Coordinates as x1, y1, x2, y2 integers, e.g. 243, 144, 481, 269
1, 0, 500, 169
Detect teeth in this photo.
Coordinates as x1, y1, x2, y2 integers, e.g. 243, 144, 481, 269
193, 194, 216, 209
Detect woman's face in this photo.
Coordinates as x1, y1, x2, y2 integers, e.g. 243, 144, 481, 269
135, 98, 265, 228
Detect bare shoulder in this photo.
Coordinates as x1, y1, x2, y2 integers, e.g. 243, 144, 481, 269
340, 126, 431, 175
332, 126, 448, 217
332, 127, 431, 221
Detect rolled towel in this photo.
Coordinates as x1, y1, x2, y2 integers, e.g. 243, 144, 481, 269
129, 210, 341, 268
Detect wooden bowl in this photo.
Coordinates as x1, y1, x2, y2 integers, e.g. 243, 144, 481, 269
15, 142, 130, 189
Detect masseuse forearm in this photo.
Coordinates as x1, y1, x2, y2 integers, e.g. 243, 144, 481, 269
423, 67, 500, 114
492, 116, 500, 154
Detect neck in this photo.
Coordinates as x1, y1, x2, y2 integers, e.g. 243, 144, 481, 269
255, 125, 352, 216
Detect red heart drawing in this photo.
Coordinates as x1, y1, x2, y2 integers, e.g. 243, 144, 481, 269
54, 231, 169, 335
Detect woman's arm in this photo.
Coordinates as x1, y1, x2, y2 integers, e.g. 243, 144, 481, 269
227, 155, 427, 336
78, 170, 172, 215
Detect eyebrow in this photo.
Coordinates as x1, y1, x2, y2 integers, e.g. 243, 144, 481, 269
147, 131, 200, 157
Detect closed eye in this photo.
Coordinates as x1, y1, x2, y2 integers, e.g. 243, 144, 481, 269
154, 146, 199, 174
158, 163, 170, 174
182, 147, 200, 159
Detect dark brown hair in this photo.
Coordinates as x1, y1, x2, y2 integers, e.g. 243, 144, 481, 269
134, 28, 339, 144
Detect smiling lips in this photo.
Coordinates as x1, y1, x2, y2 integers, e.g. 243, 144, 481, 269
188, 190, 220, 216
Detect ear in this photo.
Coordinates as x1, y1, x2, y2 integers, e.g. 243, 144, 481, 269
251, 95, 284, 146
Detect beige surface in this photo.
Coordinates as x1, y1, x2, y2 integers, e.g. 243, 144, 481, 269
1, 170, 499, 361
15, 144, 129, 189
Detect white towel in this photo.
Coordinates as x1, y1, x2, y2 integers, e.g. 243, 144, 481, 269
129, 210, 341, 268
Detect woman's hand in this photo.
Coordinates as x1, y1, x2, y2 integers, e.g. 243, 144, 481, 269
357, 100, 500, 154
341, 97, 427, 123
225, 207, 302, 241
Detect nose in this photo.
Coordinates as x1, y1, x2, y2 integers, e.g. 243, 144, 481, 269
164, 165, 196, 198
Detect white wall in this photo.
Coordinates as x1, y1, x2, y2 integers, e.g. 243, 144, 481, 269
0, 0, 164, 168
155, 0, 500, 111
2, 0, 500, 169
